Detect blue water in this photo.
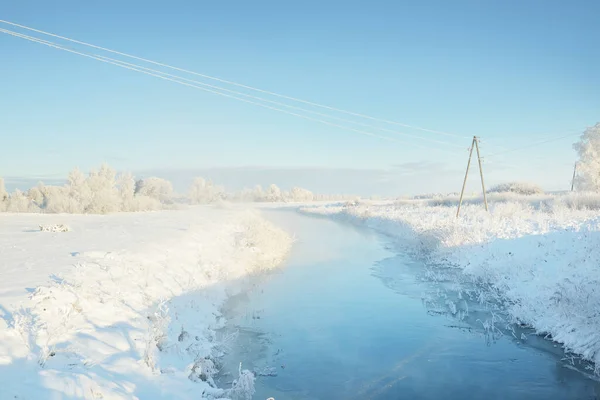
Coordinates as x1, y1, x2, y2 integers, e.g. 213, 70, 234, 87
217, 210, 600, 400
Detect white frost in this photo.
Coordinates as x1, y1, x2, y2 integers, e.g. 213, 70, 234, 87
0, 206, 291, 399
301, 199, 600, 374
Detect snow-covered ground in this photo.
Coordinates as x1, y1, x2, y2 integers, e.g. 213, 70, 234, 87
0, 206, 291, 399
300, 200, 600, 375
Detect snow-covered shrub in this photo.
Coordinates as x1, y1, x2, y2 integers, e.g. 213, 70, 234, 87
0, 177, 8, 212
251, 185, 265, 202
286, 186, 314, 202
130, 195, 162, 211
188, 357, 218, 385
26, 184, 46, 208
189, 177, 225, 204
39, 224, 70, 232
84, 164, 121, 213
427, 194, 461, 207
0, 164, 176, 214
488, 182, 544, 195
5, 189, 39, 212
264, 184, 283, 202
41, 185, 82, 213
573, 123, 600, 191
135, 177, 174, 203
116, 172, 163, 212
553, 191, 600, 211
65, 168, 91, 212
226, 364, 255, 400
116, 172, 136, 211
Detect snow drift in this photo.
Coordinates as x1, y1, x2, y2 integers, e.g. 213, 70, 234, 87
0, 207, 291, 399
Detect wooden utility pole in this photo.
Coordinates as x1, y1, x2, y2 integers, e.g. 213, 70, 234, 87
456, 137, 475, 218
457, 136, 488, 217
571, 162, 577, 191
474, 137, 489, 211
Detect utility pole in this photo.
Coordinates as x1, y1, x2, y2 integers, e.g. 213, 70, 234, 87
457, 136, 488, 217
474, 137, 489, 211
571, 162, 577, 191
457, 137, 475, 218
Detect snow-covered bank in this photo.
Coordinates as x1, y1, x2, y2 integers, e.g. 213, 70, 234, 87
0, 207, 291, 399
300, 201, 600, 374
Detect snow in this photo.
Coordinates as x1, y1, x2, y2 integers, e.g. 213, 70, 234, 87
0, 206, 291, 399
300, 200, 600, 374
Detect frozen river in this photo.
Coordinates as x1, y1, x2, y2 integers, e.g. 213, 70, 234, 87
217, 209, 600, 399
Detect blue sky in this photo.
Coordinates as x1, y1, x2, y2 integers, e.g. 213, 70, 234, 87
1, 0, 598, 195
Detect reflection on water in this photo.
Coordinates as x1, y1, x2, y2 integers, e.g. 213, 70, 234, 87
216, 210, 600, 400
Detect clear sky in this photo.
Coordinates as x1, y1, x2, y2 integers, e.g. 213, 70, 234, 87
1, 0, 598, 195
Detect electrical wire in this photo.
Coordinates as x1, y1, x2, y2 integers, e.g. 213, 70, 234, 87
0, 18, 471, 140
93, 55, 466, 149
1, 27, 467, 155
485, 132, 581, 158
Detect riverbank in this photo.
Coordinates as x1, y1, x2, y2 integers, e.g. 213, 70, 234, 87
300, 200, 600, 375
0, 207, 291, 399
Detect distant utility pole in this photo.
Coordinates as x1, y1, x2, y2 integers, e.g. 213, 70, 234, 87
456, 136, 488, 218
571, 162, 577, 191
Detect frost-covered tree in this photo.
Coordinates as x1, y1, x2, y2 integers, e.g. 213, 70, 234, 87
249, 185, 265, 202
27, 183, 46, 208
6, 189, 38, 212
189, 177, 225, 204
0, 178, 8, 211
44, 185, 81, 213
0, 164, 174, 214
573, 123, 600, 191
116, 172, 136, 211
264, 184, 282, 202
83, 164, 120, 213
66, 168, 91, 212
135, 177, 173, 203
286, 187, 314, 202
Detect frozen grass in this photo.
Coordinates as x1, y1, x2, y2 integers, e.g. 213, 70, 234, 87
392, 191, 600, 211
0, 207, 291, 399
300, 196, 600, 374
488, 182, 544, 195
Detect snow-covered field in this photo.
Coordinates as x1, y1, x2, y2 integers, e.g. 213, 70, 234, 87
0, 207, 291, 399
300, 199, 600, 375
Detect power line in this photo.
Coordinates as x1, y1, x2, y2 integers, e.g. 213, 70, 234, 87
1, 27, 465, 155
0, 18, 470, 140
479, 129, 583, 154
485, 132, 581, 158
93, 55, 465, 149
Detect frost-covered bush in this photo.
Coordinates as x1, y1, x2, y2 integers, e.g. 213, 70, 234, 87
189, 177, 225, 204
26, 184, 45, 207
573, 123, 600, 191
286, 187, 314, 202
250, 185, 265, 202
5, 189, 39, 212
0, 178, 8, 212
134, 177, 173, 203
552, 191, 600, 211
0, 164, 170, 214
226, 364, 255, 400
1, 165, 345, 213
117, 172, 136, 211
488, 182, 544, 195
83, 164, 121, 213
39, 224, 70, 232
264, 184, 283, 202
